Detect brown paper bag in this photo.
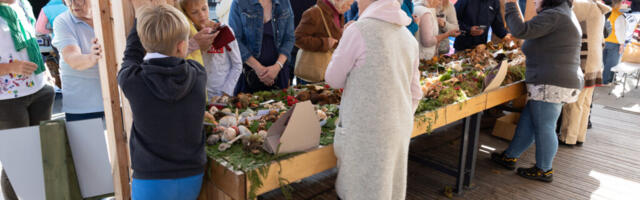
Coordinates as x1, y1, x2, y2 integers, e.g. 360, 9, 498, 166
263, 101, 321, 154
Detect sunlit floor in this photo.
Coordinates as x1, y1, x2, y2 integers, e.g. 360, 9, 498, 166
594, 77, 640, 114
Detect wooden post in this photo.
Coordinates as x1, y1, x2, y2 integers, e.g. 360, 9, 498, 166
92, 0, 131, 199
525, 0, 537, 21
39, 120, 83, 200
113, 0, 136, 138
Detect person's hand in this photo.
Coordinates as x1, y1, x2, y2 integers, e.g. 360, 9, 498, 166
448, 30, 462, 37
132, 0, 169, 13
412, 14, 421, 26
204, 111, 216, 123
253, 64, 267, 77
194, 27, 216, 51
132, 0, 148, 11
260, 65, 281, 86
327, 37, 339, 49
344, 21, 355, 31
437, 18, 446, 27
503, 33, 514, 41
90, 38, 103, 62
253, 64, 272, 85
470, 26, 485, 36
620, 45, 625, 54
7, 60, 38, 76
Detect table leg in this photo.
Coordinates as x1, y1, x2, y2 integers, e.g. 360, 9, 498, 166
455, 116, 471, 195
463, 112, 482, 188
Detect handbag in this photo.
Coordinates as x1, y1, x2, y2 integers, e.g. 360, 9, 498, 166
294, 7, 334, 83
621, 23, 640, 63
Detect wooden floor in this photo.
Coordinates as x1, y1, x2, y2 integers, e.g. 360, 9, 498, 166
260, 104, 640, 200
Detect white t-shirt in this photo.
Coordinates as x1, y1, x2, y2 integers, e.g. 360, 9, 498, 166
0, 2, 46, 100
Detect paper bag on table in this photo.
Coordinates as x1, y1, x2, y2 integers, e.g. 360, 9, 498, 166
484, 60, 510, 92
263, 101, 321, 154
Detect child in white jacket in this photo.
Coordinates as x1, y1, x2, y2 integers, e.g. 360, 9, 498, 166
202, 27, 242, 98
180, 0, 242, 99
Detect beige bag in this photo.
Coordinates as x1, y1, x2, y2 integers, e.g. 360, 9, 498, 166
621, 23, 640, 63
294, 8, 334, 83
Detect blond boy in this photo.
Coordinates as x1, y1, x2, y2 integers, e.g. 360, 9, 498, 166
117, 5, 207, 200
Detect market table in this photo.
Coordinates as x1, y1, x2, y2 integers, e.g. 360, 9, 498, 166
198, 82, 526, 200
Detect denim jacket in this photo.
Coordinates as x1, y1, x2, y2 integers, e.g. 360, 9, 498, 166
229, 0, 295, 62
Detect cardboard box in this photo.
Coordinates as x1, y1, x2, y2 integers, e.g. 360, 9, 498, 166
263, 101, 321, 154
492, 113, 520, 141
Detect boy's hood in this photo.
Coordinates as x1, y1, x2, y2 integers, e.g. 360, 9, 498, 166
140, 57, 201, 103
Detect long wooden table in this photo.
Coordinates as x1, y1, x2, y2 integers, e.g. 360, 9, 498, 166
198, 82, 526, 200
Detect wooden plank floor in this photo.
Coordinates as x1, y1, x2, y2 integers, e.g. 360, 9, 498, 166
260, 104, 640, 200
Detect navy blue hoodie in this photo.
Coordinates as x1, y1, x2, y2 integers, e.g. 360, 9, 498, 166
117, 23, 207, 179
454, 0, 509, 51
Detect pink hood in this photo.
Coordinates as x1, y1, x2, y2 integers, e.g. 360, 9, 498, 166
359, 0, 412, 26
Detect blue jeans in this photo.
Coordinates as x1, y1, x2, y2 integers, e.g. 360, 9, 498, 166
602, 42, 621, 84
505, 100, 562, 171
132, 174, 204, 200
65, 111, 105, 122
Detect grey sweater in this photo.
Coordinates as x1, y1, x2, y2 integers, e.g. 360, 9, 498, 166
505, 2, 584, 89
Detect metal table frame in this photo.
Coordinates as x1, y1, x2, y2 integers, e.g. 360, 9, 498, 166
409, 112, 483, 195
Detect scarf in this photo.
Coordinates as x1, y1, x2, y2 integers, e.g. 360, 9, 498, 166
0, 0, 45, 75
322, 0, 342, 28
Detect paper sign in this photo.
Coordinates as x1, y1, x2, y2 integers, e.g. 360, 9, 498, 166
0, 126, 46, 200
263, 101, 321, 154
0, 119, 113, 199
484, 60, 510, 92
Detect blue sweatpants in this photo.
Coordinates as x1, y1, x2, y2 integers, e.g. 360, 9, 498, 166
132, 174, 204, 200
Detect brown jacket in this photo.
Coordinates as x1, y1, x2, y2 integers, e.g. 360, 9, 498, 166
294, 0, 345, 52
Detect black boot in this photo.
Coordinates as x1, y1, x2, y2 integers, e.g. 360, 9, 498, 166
516, 166, 553, 182
490, 152, 517, 170
558, 139, 575, 147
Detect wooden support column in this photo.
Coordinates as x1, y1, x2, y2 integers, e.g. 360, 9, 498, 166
92, 0, 131, 199
525, 0, 537, 21
40, 120, 83, 200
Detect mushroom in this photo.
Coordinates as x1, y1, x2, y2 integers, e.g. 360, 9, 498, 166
207, 134, 221, 145
218, 130, 251, 152
316, 110, 327, 121
221, 127, 237, 142
219, 116, 238, 128
258, 130, 268, 138
209, 105, 219, 114
238, 125, 252, 136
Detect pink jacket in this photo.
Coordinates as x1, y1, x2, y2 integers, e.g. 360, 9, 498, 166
325, 0, 423, 111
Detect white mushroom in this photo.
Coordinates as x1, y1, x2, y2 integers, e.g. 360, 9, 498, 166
316, 110, 327, 121
207, 134, 220, 145
219, 116, 238, 128
218, 130, 252, 152
258, 130, 268, 138
238, 125, 252, 136
209, 106, 219, 114
221, 127, 237, 142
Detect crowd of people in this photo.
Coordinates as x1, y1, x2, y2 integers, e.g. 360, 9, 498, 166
1, 0, 639, 199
